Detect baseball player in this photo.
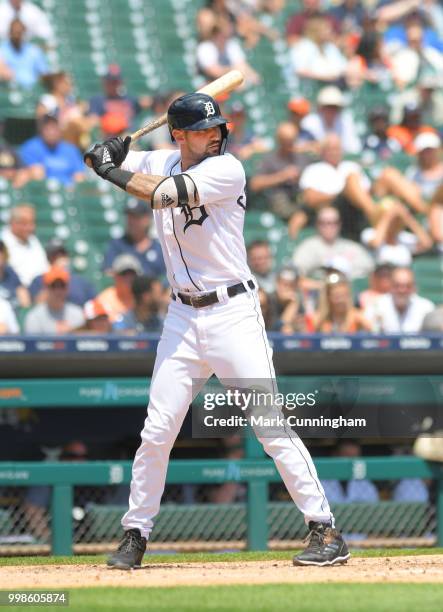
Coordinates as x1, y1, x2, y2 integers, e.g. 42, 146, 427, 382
85, 93, 349, 569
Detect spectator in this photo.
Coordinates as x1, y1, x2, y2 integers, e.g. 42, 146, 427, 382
359, 263, 394, 310
429, 182, 443, 252
0, 18, 48, 88
321, 440, 379, 504
298, 133, 375, 241
387, 102, 436, 155
405, 133, 443, 202
0, 295, 19, 333
24, 266, 85, 334
142, 91, 180, 151
422, 305, 443, 332
286, 97, 318, 155
0, 239, 29, 308
249, 122, 309, 236
114, 276, 164, 334
361, 201, 433, 267
29, 239, 96, 307
289, 15, 348, 85
226, 101, 268, 160
362, 106, 402, 163
196, 20, 260, 85
76, 299, 112, 334
390, 22, 443, 88
96, 254, 142, 323
293, 207, 374, 280
313, 272, 373, 333
328, 0, 366, 37
300, 87, 361, 155
285, 0, 338, 46
37, 72, 93, 150
269, 266, 308, 334
246, 240, 276, 293
0, 0, 54, 42
392, 73, 443, 127
364, 266, 434, 333
0, 204, 48, 287
20, 115, 85, 186
347, 31, 393, 89
88, 64, 151, 137
0, 118, 35, 188
103, 199, 165, 278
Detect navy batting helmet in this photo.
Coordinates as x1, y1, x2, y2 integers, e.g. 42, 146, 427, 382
167, 93, 229, 153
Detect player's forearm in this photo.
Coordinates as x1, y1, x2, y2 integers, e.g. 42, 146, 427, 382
125, 172, 166, 202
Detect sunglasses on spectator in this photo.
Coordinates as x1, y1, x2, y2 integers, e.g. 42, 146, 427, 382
318, 219, 340, 226
49, 281, 68, 289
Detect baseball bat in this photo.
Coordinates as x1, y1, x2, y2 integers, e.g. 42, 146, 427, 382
84, 69, 245, 168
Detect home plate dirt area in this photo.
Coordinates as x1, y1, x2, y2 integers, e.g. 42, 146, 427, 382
1, 555, 443, 588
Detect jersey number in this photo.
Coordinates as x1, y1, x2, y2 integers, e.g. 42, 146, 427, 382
181, 203, 209, 232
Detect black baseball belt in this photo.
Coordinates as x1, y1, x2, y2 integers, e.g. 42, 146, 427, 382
172, 280, 255, 308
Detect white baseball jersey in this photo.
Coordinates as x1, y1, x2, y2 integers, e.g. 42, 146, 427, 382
122, 150, 251, 292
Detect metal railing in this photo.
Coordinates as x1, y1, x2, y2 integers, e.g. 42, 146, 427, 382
0, 456, 442, 555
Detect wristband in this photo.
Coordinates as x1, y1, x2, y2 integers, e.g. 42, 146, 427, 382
104, 167, 134, 191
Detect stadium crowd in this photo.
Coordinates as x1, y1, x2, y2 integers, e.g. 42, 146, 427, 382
0, 0, 442, 337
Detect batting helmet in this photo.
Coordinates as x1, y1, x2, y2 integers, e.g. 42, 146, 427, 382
167, 93, 229, 154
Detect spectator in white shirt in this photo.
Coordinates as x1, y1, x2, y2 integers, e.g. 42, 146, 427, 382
364, 267, 434, 333
361, 200, 433, 267
0, 204, 48, 287
290, 14, 348, 84
293, 206, 374, 280
390, 23, 443, 88
196, 20, 260, 85
0, 295, 19, 333
0, 0, 54, 43
300, 86, 361, 155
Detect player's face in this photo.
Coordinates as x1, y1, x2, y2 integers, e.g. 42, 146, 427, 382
181, 127, 222, 160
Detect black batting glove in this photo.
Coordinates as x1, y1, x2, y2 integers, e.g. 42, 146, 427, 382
83, 142, 116, 178
104, 135, 132, 167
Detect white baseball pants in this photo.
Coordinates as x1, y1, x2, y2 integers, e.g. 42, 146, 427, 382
121, 287, 333, 538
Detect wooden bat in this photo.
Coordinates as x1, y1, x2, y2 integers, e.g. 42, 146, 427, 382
84, 69, 244, 167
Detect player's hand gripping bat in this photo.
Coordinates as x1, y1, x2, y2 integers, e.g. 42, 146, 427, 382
84, 69, 245, 168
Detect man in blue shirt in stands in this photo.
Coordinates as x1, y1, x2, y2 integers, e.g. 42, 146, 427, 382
0, 18, 48, 88
103, 199, 166, 279
20, 114, 85, 185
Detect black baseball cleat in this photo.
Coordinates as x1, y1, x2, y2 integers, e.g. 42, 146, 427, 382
107, 528, 147, 570
293, 521, 350, 567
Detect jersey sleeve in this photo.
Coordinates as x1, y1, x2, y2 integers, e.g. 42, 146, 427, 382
122, 151, 153, 174
186, 155, 245, 206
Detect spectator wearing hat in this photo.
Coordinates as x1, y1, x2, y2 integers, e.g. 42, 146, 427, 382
96, 254, 142, 323
0, 204, 48, 287
0, 294, 19, 333
0, 18, 48, 88
361, 200, 433, 267
0, 0, 54, 43
0, 239, 29, 308
293, 207, 374, 280
88, 64, 151, 137
287, 97, 318, 155
289, 14, 348, 85
405, 133, 443, 202
24, 266, 84, 334
20, 115, 85, 185
387, 102, 436, 155
103, 198, 165, 278
249, 122, 310, 236
300, 86, 361, 154
313, 272, 373, 334
226, 101, 268, 160
364, 266, 434, 333
362, 106, 402, 162
358, 263, 394, 310
114, 276, 164, 334
29, 239, 96, 307
75, 299, 112, 334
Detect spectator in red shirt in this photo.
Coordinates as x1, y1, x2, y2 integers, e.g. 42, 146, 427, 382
286, 0, 338, 46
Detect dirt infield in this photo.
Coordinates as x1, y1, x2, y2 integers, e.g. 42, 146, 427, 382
1, 555, 443, 588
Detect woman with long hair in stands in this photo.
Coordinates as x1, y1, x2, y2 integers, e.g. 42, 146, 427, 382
314, 273, 373, 333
